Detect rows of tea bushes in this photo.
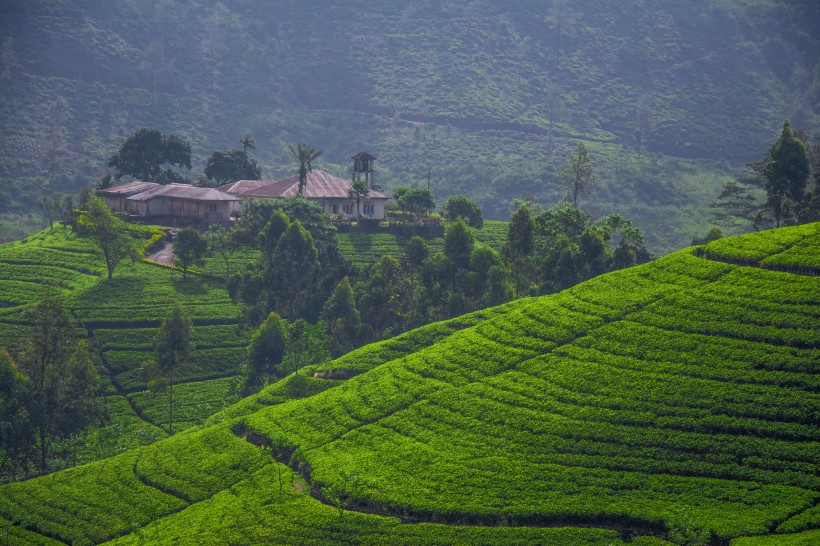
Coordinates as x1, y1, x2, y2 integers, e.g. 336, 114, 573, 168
237, 235, 818, 541
0, 227, 250, 460
701, 222, 820, 269
1, 224, 817, 544
335, 221, 507, 271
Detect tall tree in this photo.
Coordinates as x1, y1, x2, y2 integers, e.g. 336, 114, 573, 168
281, 319, 330, 376
442, 195, 483, 228
321, 277, 362, 357
506, 205, 535, 298
205, 224, 236, 285
0, 349, 34, 479
398, 188, 435, 224
108, 128, 192, 183
558, 142, 596, 207
349, 179, 370, 218
154, 302, 192, 435
239, 134, 256, 153
287, 143, 322, 195
174, 227, 207, 280
204, 149, 261, 184
80, 196, 139, 280
764, 120, 810, 227
246, 311, 287, 389
17, 298, 103, 472
273, 220, 320, 317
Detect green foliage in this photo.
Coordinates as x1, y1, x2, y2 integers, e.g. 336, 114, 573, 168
442, 195, 483, 228
154, 301, 192, 434
173, 227, 207, 280
558, 143, 597, 207
203, 149, 260, 185
397, 188, 436, 223
246, 311, 287, 388
321, 277, 363, 357
0, 349, 34, 480
107, 128, 192, 183
287, 143, 322, 195
2, 225, 819, 543
78, 196, 139, 280
764, 120, 811, 227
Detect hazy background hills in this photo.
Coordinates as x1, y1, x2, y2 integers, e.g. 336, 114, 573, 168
1, 0, 818, 250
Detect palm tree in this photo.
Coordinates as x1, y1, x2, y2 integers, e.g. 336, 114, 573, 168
349, 179, 370, 219
287, 143, 322, 194
239, 134, 256, 154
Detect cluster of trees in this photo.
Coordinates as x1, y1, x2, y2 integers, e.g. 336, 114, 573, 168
712, 120, 820, 230
103, 128, 262, 188
1, 298, 106, 480
223, 191, 649, 392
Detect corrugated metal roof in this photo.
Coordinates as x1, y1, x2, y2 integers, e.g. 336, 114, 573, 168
217, 180, 274, 194
127, 183, 241, 202
97, 181, 160, 196
231, 170, 388, 200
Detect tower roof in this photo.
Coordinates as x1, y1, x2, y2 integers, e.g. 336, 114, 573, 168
352, 151, 377, 161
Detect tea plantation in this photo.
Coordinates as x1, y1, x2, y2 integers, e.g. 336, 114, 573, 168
0, 227, 249, 460
1, 223, 818, 545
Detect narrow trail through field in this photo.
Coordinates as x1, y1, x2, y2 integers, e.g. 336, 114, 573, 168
148, 239, 175, 265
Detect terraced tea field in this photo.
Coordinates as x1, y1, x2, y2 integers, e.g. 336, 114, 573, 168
0, 227, 249, 461
336, 220, 508, 270
1, 222, 817, 544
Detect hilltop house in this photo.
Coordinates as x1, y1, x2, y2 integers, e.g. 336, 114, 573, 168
98, 152, 388, 224
98, 182, 241, 222
219, 152, 389, 220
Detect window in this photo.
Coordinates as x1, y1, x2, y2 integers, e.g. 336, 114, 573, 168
363, 203, 375, 216
209, 204, 217, 213
342, 203, 353, 214
332, 204, 338, 214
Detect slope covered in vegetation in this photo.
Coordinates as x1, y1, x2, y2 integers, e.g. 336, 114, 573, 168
1, 223, 817, 544
1, 1, 817, 250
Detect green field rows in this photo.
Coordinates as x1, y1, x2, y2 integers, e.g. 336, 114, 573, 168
0, 223, 817, 544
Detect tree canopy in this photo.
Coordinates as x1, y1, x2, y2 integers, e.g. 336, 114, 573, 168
204, 149, 261, 185
107, 128, 192, 183
154, 301, 192, 435
764, 120, 810, 227
79, 196, 139, 280
558, 143, 596, 207
442, 195, 483, 228
287, 143, 322, 195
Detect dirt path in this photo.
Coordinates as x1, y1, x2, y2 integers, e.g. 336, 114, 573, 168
148, 233, 175, 265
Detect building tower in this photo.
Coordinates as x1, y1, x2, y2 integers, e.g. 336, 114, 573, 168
352, 152, 378, 190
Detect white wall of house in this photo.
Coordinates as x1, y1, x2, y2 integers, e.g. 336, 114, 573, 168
317, 198, 388, 219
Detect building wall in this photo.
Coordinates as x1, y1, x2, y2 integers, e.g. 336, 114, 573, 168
317, 198, 387, 220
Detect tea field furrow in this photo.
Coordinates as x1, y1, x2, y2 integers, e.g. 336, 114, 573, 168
519, 351, 818, 427
701, 267, 820, 305
702, 224, 819, 265
624, 314, 817, 350
0, 450, 187, 544
134, 427, 271, 504
761, 233, 820, 271
422, 385, 818, 482
575, 322, 820, 383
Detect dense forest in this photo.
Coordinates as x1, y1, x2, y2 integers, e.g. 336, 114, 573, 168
1, 0, 818, 250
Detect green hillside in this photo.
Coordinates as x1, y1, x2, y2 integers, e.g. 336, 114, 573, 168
0, 226, 249, 462
1, 1, 818, 251
1, 223, 817, 544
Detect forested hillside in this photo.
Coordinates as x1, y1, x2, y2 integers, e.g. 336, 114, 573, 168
1, 223, 818, 545
1, 0, 818, 250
